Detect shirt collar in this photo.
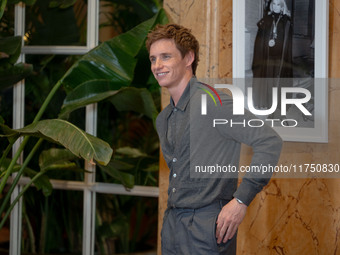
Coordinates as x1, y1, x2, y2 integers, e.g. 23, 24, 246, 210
169, 76, 197, 112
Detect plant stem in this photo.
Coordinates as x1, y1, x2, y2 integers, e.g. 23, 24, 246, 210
33, 80, 62, 123
0, 79, 63, 195
0, 169, 47, 229
0, 138, 43, 217
0, 139, 15, 175
0, 136, 29, 194
23, 207, 36, 253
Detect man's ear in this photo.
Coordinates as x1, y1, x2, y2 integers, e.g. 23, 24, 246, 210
185, 50, 195, 67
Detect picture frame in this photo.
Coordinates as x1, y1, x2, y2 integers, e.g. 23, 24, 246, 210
232, 0, 329, 142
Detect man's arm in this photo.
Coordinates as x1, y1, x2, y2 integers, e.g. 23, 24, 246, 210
214, 97, 283, 243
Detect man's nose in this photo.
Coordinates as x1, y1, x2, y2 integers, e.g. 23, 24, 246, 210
154, 58, 163, 69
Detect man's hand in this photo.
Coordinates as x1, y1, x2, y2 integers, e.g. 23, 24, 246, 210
215, 198, 247, 244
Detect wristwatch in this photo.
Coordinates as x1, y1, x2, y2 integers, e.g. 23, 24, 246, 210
235, 198, 244, 204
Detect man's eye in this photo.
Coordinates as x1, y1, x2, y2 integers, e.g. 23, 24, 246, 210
163, 55, 170, 59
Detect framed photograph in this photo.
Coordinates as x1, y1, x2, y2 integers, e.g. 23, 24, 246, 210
232, 0, 328, 142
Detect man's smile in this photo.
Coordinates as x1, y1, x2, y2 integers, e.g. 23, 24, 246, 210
157, 72, 169, 76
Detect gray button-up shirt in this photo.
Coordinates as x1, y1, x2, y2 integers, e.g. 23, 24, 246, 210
156, 77, 283, 208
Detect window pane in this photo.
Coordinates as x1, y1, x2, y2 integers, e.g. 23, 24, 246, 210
24, 0, 87, 46
95, 194, 158, 254
22, 189, 83, 254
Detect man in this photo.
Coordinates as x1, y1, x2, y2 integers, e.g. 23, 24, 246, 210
146, 23, 282, 254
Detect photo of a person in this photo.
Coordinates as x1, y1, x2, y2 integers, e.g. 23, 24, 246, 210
242, 0, 327, 140
251, 0, 293, 117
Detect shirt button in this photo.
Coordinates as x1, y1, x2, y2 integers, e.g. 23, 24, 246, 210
172, 158, 177, 163
172, 188, 176, 193
173, 173, 177, 178
174, 108, 178, 112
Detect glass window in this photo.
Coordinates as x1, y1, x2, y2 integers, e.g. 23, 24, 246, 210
24, 0, 87, 46
95, 194, 158, 254
22, 189, 83, 254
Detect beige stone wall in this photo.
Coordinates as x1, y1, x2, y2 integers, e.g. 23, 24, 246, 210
158, 0, 340, 254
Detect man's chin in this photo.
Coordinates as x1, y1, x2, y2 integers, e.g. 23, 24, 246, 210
157, 82, 170, 88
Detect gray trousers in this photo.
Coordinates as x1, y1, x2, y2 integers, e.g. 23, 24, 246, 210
161, 200, 237, 255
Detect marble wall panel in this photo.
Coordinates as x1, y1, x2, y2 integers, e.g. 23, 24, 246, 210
158, 0, 340, 254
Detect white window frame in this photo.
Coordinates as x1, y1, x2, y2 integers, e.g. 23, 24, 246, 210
10, 1, 159, 255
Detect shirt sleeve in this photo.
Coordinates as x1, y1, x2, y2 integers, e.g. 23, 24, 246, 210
214, 94, 283, 206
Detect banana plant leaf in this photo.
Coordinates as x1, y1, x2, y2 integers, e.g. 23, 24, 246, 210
1, 0, 36, 20
8, 0, 36, 4
24, 169, 52, 196
0, 158, 52, 196
59, 8, 167, 97
0, 36, 34, 89
0, 63, 33, 90
49, 0, 77, 8
98, 159, 135, 189
59, 84, 158, 124
58, 80, 123, 118
39, 148, 84, 172
116, 147, 148, 158
0, 0, 7, 20
0, 119, 113, 165
0, 36, 22, 64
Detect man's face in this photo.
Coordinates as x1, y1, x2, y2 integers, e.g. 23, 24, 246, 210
149, 39, 192, 89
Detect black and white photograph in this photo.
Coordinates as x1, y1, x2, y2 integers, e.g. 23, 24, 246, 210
233, 0, 328, 142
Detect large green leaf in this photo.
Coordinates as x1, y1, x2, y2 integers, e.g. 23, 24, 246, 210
98, 159, 135, 189
24, 168, 53, 196
0, 63, 33, 90
0, 0, 7, 21
0, 119, 113, 165
60, 8, 168, 93
109, 87, 158, 122
116, 147, 148, 158
39, 148, 79, 171
59, 84, 158, 124
0, 158, 52, 196
49, 0, 77, 8
58, 80, 123, 118
8, 0, 36, 5
0, 36, 33, 89
0, 36, 22, 63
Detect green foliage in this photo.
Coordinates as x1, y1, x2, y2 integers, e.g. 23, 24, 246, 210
1, 119, 113, 165
49, 0, 77, 9
0, 0, 167, 252
0, 36, 34, 89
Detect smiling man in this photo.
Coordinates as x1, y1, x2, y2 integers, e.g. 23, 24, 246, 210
146, 24, 283, 255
